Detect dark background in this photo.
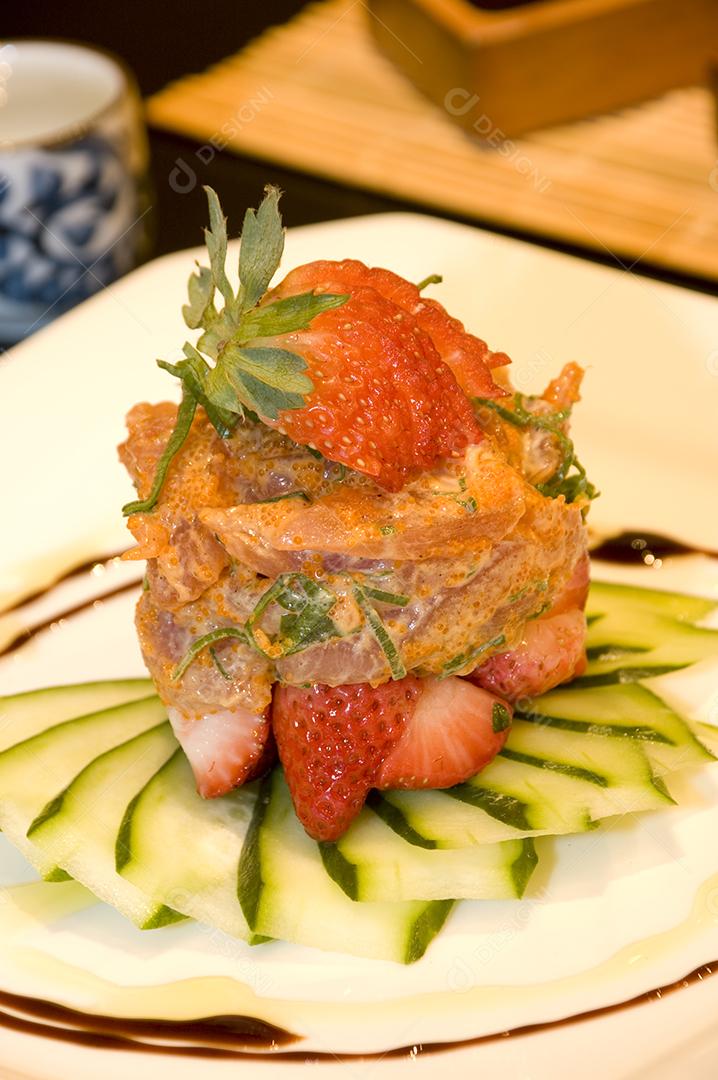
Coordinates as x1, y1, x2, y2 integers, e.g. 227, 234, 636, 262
5, 0, 714, 292
5, 1, 408, 257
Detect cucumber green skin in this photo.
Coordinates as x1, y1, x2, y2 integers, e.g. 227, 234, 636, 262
376, 708, 675, 850
119, 749, 257, 942
0, 695, 166, 877
27, 722, 182, 930
239, 771, 453, 963
587, 581, 716, 623
0, 679, 153, 753
367, 581, 715, 851
378, 771, 596, 850
582, 581, 718, 684
321, 805, 537, 902
522, 683, 714, 775
0, 573, 713, 963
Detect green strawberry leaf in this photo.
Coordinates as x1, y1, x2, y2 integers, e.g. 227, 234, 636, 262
159, 348, 238, 437
196, 309, 239, 360
230, 371, 307, 421
124, 186, 348, 515
238, 185, 285, 312
239, 291, 349, 339
228, 346, 314, 394
203, 186, 234, 307
206, 347, 312, 420
182, 263, 215, 329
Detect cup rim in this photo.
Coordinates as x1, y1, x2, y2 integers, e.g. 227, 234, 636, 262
0, 37, 141, 151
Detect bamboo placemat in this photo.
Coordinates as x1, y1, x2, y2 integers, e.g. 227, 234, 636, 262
147, 0, 718, 281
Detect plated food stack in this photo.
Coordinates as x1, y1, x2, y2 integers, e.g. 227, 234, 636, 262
119, 188, 595, 843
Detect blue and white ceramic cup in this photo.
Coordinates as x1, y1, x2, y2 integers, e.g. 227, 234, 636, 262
0, 40, 150, 345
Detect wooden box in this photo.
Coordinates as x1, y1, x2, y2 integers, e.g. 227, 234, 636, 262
367, 0, 718, 136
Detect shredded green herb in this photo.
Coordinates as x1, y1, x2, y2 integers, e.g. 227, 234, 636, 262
492, 702, 512, 733
172, 627, 249, 681
527, 601, 553, 621
256, 490, 312, 505
122, 389, 197, 515
474, 394, 598, 505
441, 633, 506, 679
379, 524, 396, 536
353, 583, 407, 680
246, 573, 344, 658
362, 587, 410, 607
209, 646, 232, 681
123, 186, 348, 517
509, 579, 549, 604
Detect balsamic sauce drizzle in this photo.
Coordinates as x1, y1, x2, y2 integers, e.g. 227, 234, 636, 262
590, 530, 716, 565
0, 533, 715, 1058
1, 550, 127, 617
0, 552, 142, 659
0, 962, 714, 1060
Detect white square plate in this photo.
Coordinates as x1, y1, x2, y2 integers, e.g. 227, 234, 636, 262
1, 211, 718, 1079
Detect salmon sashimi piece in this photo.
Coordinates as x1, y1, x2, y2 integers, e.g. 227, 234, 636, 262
200, 444, 527, 570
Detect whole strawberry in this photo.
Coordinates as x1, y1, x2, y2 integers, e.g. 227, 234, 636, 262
272, 679, 422, 841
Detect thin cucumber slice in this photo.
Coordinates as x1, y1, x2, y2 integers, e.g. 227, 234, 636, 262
28, 723, 182, 928
321, 806, 536, 901
375, 765, 596, 849
583, 582, 718, 685
119, 750, 257, 942
0, 695, 166, 877
0, 679, 153, 752
587, 580, 716, 624
522, 683, 714, 775
374, 716, 672, 851
497, 718, 673, 818
238, 770, 452, 963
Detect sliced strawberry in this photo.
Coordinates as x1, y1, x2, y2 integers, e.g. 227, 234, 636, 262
470, 610, 587, 702
167, 705, 272, 798
273, 259, 509, 398
470, 557, 589, 701
272, 679, 422, 840
376, 677, 512, 790
262, 264, 488, 491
